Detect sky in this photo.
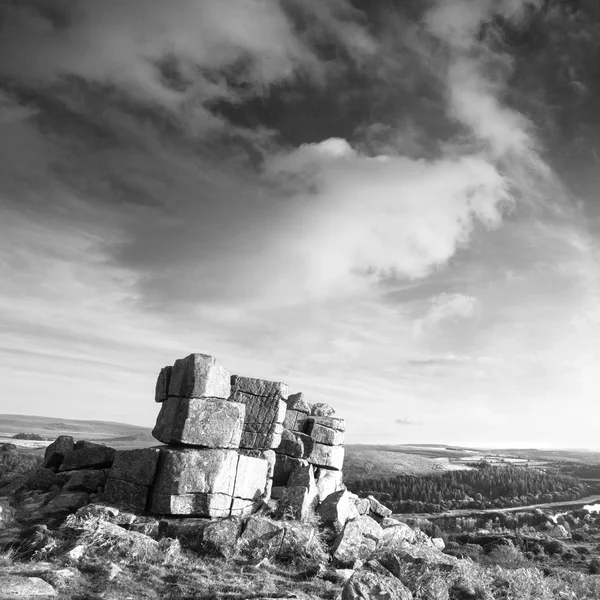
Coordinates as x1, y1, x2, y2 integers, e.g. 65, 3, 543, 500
1, 0, 600, 448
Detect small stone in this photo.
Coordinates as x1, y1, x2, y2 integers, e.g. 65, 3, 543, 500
168, 353, 231, 399
103, 478, 149, 512
67, 545, 86, 561
109, 447, 161, 486
286, 392, 310, 414
367, 495, 392, 518
432, 537, 445, 551
311, 403, 335, 417
42, 436, 74, 470
59, 444, 115, 471
307, 442, 345, 470
155, 366, 172, 402
152, 397, 244, 448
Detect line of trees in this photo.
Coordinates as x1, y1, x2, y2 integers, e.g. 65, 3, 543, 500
347, 464, 599, 513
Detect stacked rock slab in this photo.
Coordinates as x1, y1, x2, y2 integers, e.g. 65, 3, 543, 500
272, 393, 345, 509
104, 352, 347, 519
105, 354, 275, 517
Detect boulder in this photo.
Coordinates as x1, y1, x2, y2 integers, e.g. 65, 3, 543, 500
367, 495, 392, 519
311, 403, 335, 417
155, 366, 172, 402
283, 410, 308, 433
342, 561, 413, 600
306, 422, 345, 446
271, 486, 285, 500
203, 518, 242, 557
379, 521, 417, 547
277, 429, 304, 458
0, 576, 57, 599
240, 515, 285, 556
307, 443, 345, 470
0, 468, 60, 495
152, 397, 244, 448
317, 490, 360, 532
277, 487, 312, 521
168, 353, 231, 399
315, 468, 344, 502
103, 478, 150, 511
58, 444, 115, 472
286, 392, 311, 414
109, 447, 161, 486
42, 436, 74, 470
63, 470, 106, 493
75, 503, 120, 521
432, 537, 445, 551
333, 516, 382, 566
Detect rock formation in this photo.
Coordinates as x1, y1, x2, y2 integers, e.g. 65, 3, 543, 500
104, 352, 347, 519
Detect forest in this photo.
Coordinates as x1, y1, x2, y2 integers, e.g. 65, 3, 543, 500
347, 464, 600, 513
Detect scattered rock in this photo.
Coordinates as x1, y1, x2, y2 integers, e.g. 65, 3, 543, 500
42, 436, 74, 470
202, 518, 242, 557
311, 403, 335, 417
240, 515, 285, 557
317, 490, 360, 532
342, 560, 413, 600
44, 492, 90, 515
367, 495, 392, 519
0, 575, 57, 599
286, 393, 311, 414
333, 516, 382, 566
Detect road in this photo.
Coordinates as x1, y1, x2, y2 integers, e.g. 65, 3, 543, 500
406, 495, 600, 520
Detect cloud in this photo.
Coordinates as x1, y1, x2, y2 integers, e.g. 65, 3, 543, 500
420, 293, 479, 329
0, 90, 37, 123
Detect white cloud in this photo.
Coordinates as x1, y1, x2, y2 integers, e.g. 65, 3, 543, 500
264, 138, 511, 292
418, 292, 479, 332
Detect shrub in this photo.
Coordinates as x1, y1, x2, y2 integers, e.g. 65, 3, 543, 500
0, 451, 41, 488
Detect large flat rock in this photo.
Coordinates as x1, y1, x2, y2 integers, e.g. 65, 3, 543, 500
152, 448, 239, 496
0, 576, 56, 598
109, 447, 161, 486
307, 442, 345, 470
58, 444, 115, 471
168, 353, 231, 399
152, 397, 244, 448
229, 376, 287, 449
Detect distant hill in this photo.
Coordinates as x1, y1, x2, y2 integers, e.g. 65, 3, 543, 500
343, 444, 474, 482
0, 414, 154, 449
